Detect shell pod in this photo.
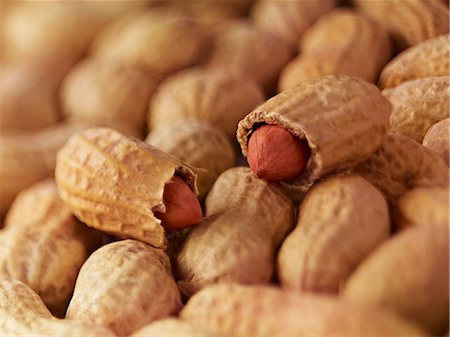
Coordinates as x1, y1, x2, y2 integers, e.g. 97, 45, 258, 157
55, 127, 198, 249
237, 75, 391, 186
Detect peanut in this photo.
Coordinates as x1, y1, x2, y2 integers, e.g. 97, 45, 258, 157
131, 318, 216, 337
278, 174, 389, 293
342, 226, 449, 335
91, 8, 209, 76
351, 133, 449, 204
250, 0, 336, 51
0, 277, 115, 337
55, 127, 200, 248
422, 117, 449, 163
394, 186, 449, 230
278, 8, 391, 91
237, 75, 391, 185
0, 179, 102, 316
148, 66, 264, 141
353, 1, 448, 52
0, 121, 89, 216
66, 239, 181, 336
379, 34, 449, 88
61, 57, 160, 139
181, 283, 425, 336
175, 167, 293, 297
247, 124, 310, 181
382, 76, 449, 142
146, 121, 235, 199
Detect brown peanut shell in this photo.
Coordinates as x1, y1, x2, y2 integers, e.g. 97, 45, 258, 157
0, 278, 115, 337
351, 133, 449, 204
91, 8, 209, 75
383, 76, 449, 142
131, 318, 215, 337
342, 226, 449, 335
250, 0, 336, 50
353, 1, 448, 52
55, 127, 198, 249
394, 186, 449, 230
66, 240, 181, 336
422, 117, 449, 164
61, 57, 160, 138
379, 34, 449, 88
181, 283, 425, 336
148, 67, 264, 141
0, 121, 89, 216
0, 180, 102, 316
279, 9, 391, 91
146, 121, 235, 199
237, 75, 391, 186
278, 174, 389, 293
175, 167, 293, 297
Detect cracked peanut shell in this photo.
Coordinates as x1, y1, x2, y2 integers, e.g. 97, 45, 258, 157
237, 75, 391, 186
55, 127, 198, 249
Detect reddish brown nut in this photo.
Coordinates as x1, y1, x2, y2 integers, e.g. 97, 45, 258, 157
247, 124, 311, 181
154, 175, 202, 230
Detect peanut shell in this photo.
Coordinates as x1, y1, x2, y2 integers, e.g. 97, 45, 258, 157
353, 1, 448, 52
91, 8, 209, 75
0, 180, 102, 316
250, 0, 336, 50
55, 127, 198, 248
342, 226, 449, 335
351, 133, 449, 204
0, 278, 115, 337
383, 76, 449, 142
175, 167, 293, 297
237, 75, 391, 186
131, 318, 215, 337
422, 117, 449, 163
207, 20, 292, 92
146, 121, 235, 199
394, 186, 449, 230
66, 240, 181, 336
61, 57, 160, 138
148, 67, 264, 141
181, 283, 425, 336
379, 34, 449, 88
278, 174, 389, 293
0, 121, 89, 216
279, 8, 391, 90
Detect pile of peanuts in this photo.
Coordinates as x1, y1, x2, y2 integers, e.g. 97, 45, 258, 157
0, 0, 449, 336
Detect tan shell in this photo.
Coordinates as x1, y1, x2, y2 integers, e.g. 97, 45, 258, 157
148, 67, 264, 140
175, 167, 293, 297
394, 186, 449, 230
0, 278, 116, 337
91, 8, 209, 75
146, 121, 235, 199
181, 283, 425, 336
379, 34, 449, 88
342, 226, 449, 335
66, 240, 181, 336
0, 121, 89, 216
131, 318, 215, 337
278, 175, 389, 293
0, 60, 73, 133
237, 75, 392, 186
207, 20, 292, 92
250, 0, 336, 50
383, 76, 449, 142
61, 57, 160, 138
55, 127, 198, 248
422, 117, 449, 163
0, 180, 101, 316
279, 9, 391, 91
353, 0, 449, 52
351, 133, 449, 204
